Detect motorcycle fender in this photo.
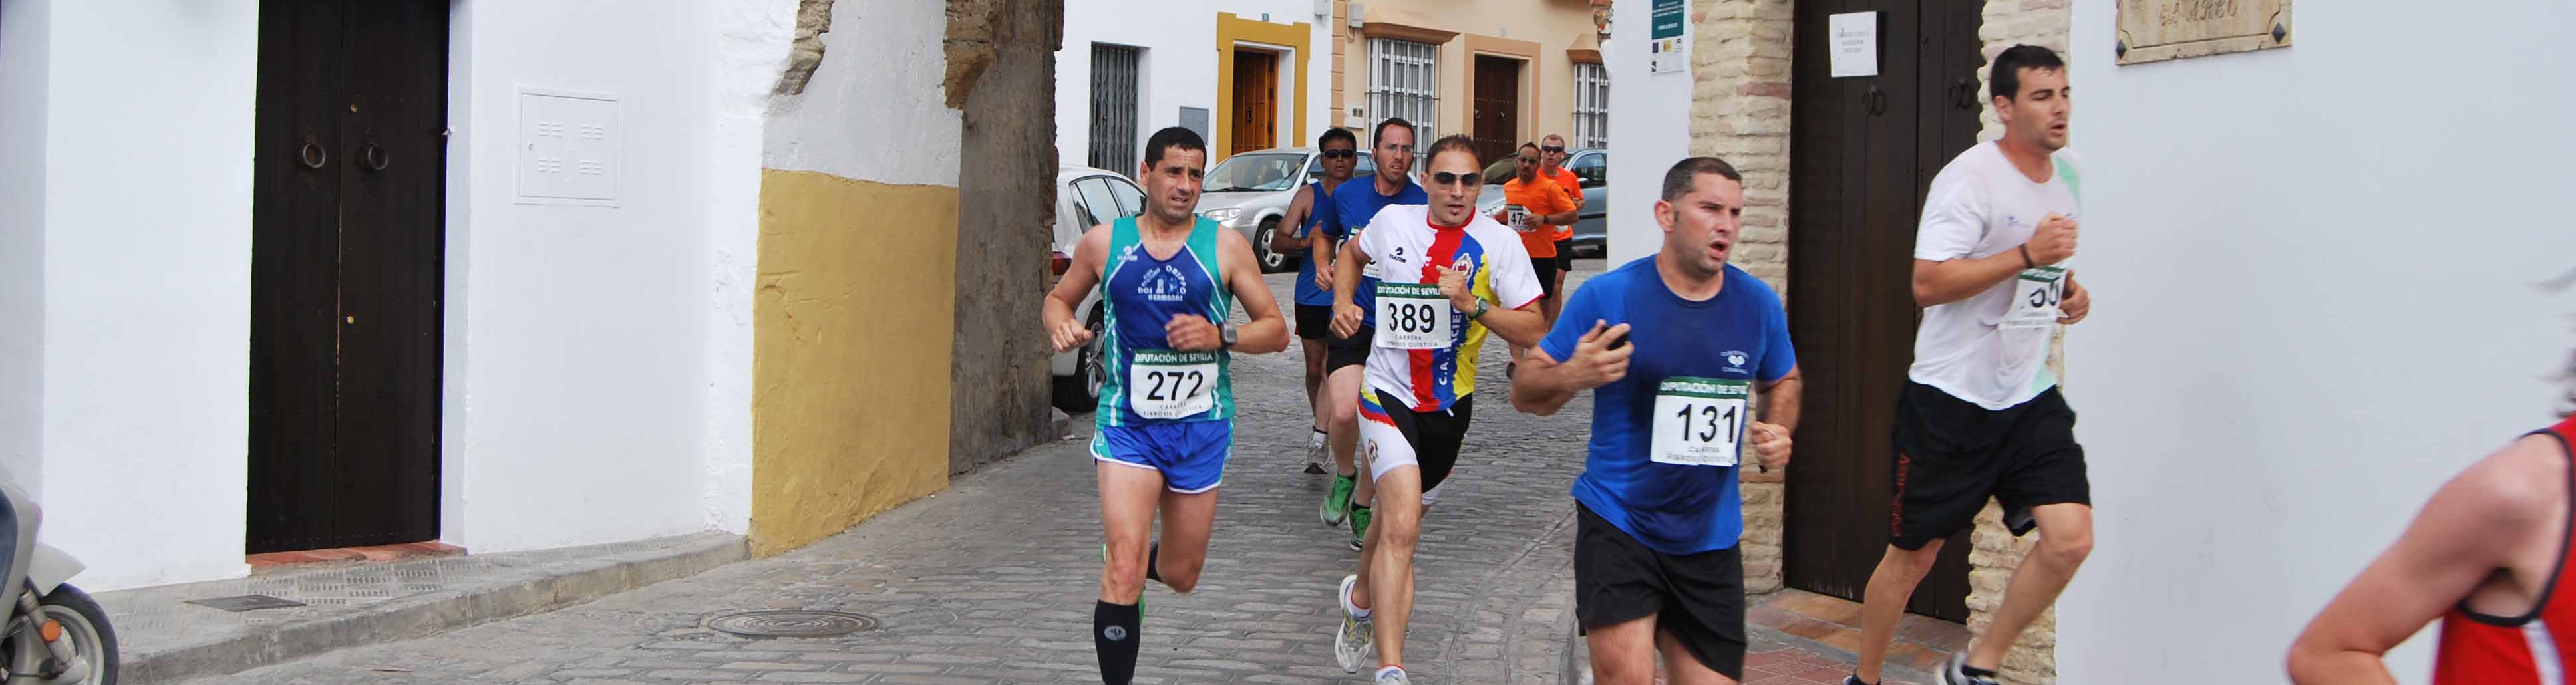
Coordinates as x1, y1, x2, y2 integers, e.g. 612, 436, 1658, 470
24, 545, 80, 596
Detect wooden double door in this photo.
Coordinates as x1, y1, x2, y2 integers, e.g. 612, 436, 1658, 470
247, 0, 448, 554
1782, 0, 1987, 622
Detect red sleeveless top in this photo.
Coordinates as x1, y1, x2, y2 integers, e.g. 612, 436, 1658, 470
2434, 417, 2576, 684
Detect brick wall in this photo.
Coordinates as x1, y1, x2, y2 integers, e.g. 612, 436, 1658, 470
1685, 0, 1795, 594
1689, 0, 2070, 681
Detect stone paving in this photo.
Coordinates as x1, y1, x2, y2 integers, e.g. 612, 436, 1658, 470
183, 259, 1901, 685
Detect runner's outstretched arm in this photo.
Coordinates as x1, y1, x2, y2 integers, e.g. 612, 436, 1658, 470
2286, 436, 2567, 683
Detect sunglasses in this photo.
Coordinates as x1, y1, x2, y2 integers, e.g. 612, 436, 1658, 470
1540, 146, 1565, 154
1320, 149, 1357, 160
1428, 172, 1483, 187
1517, 156, 1539, 165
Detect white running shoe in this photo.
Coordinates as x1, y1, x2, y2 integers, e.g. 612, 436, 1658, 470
1333, 574, 1375, 674
1373, 666, 1410, 684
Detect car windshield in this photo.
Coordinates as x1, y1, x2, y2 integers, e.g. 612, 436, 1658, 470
1202, 153, 1305, 193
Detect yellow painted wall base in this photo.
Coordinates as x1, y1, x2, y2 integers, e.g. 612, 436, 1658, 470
751, 168, 960, 556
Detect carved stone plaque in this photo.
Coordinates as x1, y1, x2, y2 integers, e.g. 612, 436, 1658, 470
2116, 0, 2291, 65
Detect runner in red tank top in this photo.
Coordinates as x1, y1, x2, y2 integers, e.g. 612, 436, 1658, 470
2289, 416, 2576, 682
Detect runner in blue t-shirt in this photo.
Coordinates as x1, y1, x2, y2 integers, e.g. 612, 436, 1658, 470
1271, 128, 1360, 482
1512, 156, 1804, 685
1316, 118, 1429, 552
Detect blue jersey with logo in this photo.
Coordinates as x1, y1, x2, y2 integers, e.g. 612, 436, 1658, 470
1096, 216, 1235, 426
1293, 180, 1344, 307
1539, 257, 1797, 555
1328, 176, 1428, 324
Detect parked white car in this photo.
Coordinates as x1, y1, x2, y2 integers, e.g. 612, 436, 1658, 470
1048, 165, 1148, 413
1194, 147, 1376, 273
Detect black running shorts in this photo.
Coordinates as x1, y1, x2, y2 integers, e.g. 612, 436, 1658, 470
1573, 503, 1746, 680
1887, 380, 2090, 550
1295, 304, 1335, 340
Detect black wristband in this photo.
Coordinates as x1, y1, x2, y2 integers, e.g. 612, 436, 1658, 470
2018, 244, 2036, 269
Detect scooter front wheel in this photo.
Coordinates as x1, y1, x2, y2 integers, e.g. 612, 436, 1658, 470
8, 584, 116, 685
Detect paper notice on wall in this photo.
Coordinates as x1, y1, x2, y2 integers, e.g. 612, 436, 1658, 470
1829, 12, 1878, 78
1649, 0, 1686, 74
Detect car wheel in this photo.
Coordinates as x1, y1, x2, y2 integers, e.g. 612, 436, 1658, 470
1253, 219, 1290, 273
1051, 304, 1106, 414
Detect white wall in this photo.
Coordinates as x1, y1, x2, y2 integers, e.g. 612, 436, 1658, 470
765, 0, 956, 184
15, 1, 262, 591
702, 0, 790, 535
1603, 0, 1687, 265
444, 1, 742, 553
0, 0, 53, 489
2058, 3, 2576, 679
1056, 0, 1336, 170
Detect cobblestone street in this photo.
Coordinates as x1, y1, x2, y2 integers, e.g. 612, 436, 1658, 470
185, 260, 1887, 685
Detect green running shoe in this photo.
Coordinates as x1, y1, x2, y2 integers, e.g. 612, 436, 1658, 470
1321, 472, 1356, 526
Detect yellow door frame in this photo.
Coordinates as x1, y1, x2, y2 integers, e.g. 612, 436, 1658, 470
1215, 13, 1311, 163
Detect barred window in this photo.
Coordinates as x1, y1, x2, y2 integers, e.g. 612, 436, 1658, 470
1573, 61, 1609, 151
1367, 37, 1440, 171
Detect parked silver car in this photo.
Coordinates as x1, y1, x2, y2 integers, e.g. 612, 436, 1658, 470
1048, 164, 1147, 413
1194, 147, 1376, 273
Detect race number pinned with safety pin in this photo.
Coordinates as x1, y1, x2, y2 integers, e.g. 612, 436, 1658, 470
1129, 350, 1218, 419
1651, 376, 1750, 467
2005, 265, 2068, 329
1373, 281, 1452, 349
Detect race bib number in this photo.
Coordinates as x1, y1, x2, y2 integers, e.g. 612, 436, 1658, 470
1504, 204, 1533, 232
2004, 266, 2068, 329
1128, 350, 1218, 419
1651, 376, 1748, 467
1373, 281, 1452, 349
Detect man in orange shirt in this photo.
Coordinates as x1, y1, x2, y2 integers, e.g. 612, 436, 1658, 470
1496, 142, 1580, 363
1540, 134, 1587, 328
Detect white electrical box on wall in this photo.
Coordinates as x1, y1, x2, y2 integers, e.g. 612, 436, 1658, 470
516, 89, 620, 206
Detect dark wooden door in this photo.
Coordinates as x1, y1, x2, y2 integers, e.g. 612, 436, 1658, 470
1783, 0, 1985, 622
1232, 49, 1276, 154
249, 0, 447, 554
1472, 55, 1520, 166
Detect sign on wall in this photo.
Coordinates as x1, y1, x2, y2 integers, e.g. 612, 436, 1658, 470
1648, 0, 1685, 74
1828, 12, 1877, 78
2116, 0, 2291, 65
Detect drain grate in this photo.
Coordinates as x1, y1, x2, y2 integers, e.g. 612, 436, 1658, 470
708, 610, 880, 638
186, 595, 308, 612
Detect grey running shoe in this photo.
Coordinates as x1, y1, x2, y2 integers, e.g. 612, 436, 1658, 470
1940, 652, 2001, 685
1373, 667, 1410, 684
1333, 575, 1375, 674
1305, 430, 1329, 473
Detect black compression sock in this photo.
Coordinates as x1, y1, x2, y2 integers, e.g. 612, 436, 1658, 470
1094, 600, 1141, 684
1961, 664, 1999, 679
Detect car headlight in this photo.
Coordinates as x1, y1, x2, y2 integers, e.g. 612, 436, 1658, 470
1200, 207, 1243, 223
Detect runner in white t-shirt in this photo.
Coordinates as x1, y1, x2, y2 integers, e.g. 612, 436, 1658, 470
1845, 45, 2096, 685
1324, 135, 1547, 685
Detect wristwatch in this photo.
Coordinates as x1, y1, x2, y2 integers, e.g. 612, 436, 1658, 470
1221, 325, 1239, 350
1469, 299, 1492, 321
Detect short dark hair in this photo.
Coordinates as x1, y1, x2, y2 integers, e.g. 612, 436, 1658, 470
1422, 134, 1481, 169
1372, 118, 1416, 149
1990, 45, 2066, 101
1519, 142, 1541, 154
1660, 156, 1744, 202
1319, 127, 1357, 149
1143, 126, 1207, 168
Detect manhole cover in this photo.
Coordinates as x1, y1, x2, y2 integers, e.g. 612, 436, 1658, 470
708, 610, 879, 638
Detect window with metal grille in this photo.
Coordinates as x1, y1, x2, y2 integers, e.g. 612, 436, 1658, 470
1573, 62, 1610, 151
1367, 37, 1439, 170
1088, 44, 1143, 175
